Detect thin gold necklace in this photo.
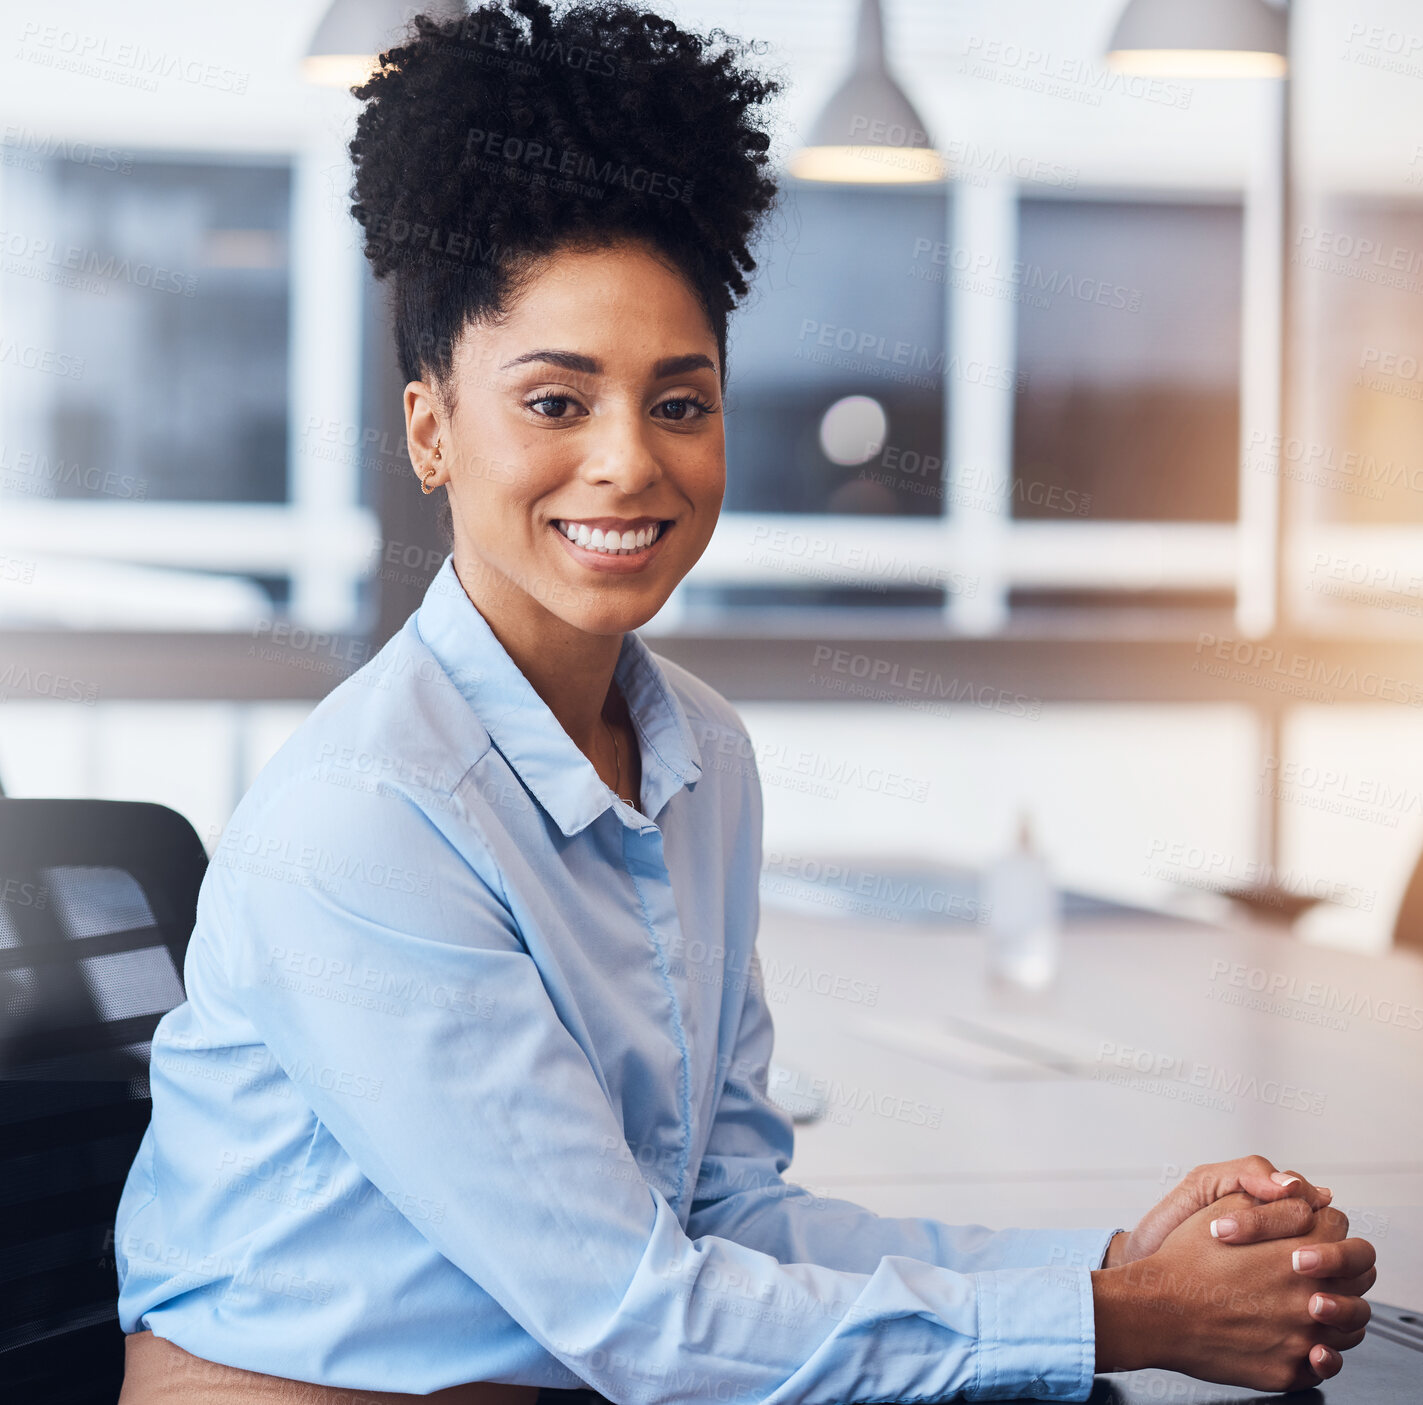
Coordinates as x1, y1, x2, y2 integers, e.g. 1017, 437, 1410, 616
602, 708, 630, 804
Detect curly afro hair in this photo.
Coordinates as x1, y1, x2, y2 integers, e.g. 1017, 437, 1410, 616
347, 0, 784, 416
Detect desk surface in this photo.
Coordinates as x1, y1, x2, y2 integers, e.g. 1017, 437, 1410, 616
757, 899, 1423, 1311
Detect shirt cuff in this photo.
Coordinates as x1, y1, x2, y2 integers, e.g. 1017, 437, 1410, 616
969, 1228, 1121, 1402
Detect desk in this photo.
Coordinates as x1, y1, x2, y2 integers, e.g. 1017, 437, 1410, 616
757, 901, 1423, 1310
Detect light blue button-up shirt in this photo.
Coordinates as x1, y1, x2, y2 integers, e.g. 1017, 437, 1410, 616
115, 554, 1118, 1402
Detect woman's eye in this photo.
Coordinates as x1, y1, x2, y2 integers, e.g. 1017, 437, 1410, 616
657, 397, 715, 422
527, 395, 584, 419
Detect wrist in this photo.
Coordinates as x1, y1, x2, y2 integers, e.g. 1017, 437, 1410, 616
1102, 1230, 1131, 1269
1090, 1262, 1162, 1374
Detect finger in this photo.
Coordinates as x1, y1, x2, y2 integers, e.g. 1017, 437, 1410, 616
1307, 1344, 1343, 1379
1308, 1292, 1372, 1332
1293, 1236, 1376, 1278
1320, 1265, 1379, 1298
1234, 1159, 1332, 1209
1315, 1326, 1369, 1353
1209, 1195, 1315, 1243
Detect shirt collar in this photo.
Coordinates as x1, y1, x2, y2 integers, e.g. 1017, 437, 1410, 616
414, 555, 702, 835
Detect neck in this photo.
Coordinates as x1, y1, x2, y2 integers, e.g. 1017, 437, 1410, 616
452, 549, 625, 756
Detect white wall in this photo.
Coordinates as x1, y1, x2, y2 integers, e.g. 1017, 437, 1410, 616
4, 696, 1418, 953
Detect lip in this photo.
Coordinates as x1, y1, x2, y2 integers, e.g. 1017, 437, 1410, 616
550, 517, 674, 573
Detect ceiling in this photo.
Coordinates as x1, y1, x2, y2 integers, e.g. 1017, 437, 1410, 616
0, 0, 1416, 193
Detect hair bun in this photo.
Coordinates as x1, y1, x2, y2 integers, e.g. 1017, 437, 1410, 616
347, 0, 783, 397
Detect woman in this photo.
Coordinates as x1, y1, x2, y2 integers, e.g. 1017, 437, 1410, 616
114, 3, 1376, 1401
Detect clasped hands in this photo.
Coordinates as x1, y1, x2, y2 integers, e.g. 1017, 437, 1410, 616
1091, 1155, 1376, 1393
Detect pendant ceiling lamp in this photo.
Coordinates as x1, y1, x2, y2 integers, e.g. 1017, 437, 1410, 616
789, 0, 943, 183
1106, 0, 1287, 78
303, 0, 465, 87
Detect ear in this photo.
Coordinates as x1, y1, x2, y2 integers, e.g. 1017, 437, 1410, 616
404, 381, 446, 491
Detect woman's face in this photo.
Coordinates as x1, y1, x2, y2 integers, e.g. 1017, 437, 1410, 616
410, 240, 726, 639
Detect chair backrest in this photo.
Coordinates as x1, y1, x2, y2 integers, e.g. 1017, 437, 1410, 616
0, 798, 207, 1404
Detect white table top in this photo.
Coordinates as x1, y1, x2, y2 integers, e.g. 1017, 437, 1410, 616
757, 900, 1423, 1308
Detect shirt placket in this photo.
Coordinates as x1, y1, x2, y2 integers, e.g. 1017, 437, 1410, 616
618, 816, 695, 1222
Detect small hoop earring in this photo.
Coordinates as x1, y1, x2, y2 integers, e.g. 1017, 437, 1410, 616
420, 466, 437, 495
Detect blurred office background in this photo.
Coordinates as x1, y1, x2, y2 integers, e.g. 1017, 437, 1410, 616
3, 0, 1423, 958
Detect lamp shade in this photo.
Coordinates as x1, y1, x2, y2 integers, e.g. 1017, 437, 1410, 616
303, 0, 465, 87
790, 0, 943, 183
1107, 0, 1287, 78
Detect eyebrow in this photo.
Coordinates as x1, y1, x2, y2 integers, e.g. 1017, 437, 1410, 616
499, 349, 718, 379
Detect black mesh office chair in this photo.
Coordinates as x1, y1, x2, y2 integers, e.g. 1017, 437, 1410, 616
0, 799, 207, 1404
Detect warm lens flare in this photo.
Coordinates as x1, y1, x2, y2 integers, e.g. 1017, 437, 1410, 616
1106, 48, 1287, 79
300, 53, 382, 87
788, 145, 946, 184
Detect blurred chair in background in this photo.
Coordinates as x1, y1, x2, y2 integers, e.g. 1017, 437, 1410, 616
0, 799, 205, 1405
1392, 846, 1423, 955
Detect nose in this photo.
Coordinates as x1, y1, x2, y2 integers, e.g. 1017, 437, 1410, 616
578, 403, 664, 496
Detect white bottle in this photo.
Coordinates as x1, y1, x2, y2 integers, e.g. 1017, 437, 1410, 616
985, 813, 1061, 991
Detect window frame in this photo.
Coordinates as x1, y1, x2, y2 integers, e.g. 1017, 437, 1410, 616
0, 141, 379, 634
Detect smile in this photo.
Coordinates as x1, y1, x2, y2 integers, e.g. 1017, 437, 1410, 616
552, 519, 669, 556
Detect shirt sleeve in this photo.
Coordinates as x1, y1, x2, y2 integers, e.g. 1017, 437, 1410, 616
215, 775, 1104, 1404
689, 713, 1121, 1284
686, 949, 1122, 1282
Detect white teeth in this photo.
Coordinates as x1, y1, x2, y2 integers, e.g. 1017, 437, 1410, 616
555, 521, 663, 555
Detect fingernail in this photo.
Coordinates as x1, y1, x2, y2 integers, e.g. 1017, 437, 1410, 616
1310, 1294, 1332, 1317
1271, 1172, 1302, 1187
1294, 1248, 1322, 1271
1316, 1185, 1332, 1197
1210, 1217, 1238, 1239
